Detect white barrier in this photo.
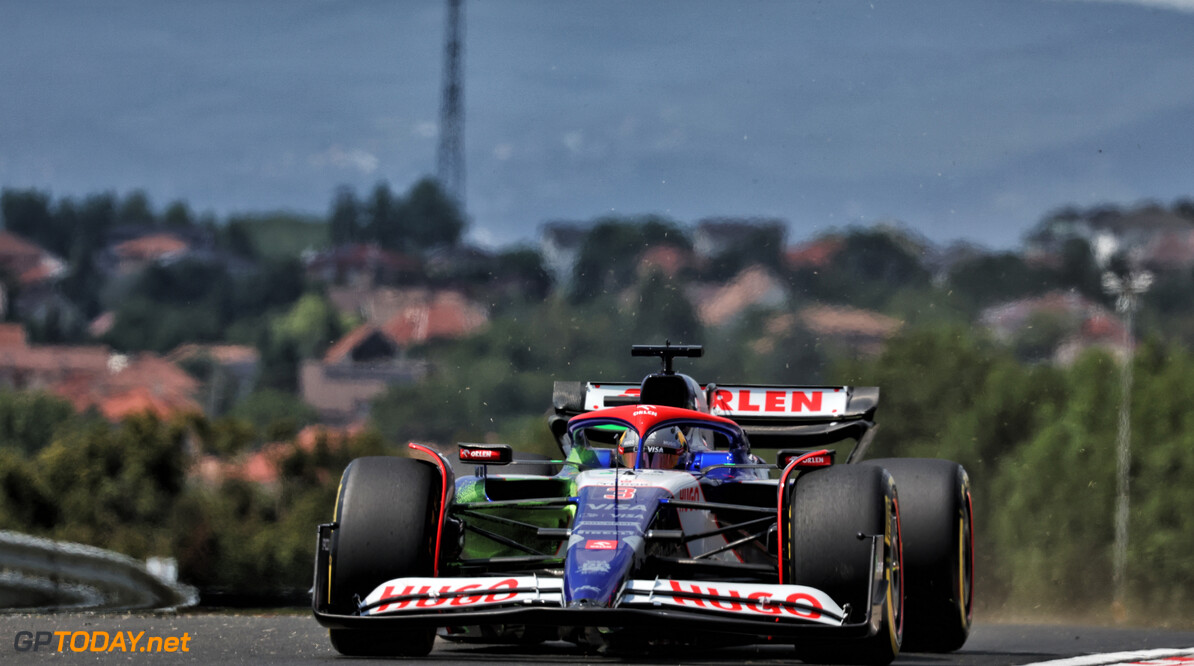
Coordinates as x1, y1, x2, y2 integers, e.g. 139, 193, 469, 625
0, 531, 198, 611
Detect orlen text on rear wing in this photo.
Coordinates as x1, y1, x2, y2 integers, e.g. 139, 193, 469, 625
705, 385, 878, 456
571, 383, 876, 420
551, 381, 879, 457
707, 385, 875, 420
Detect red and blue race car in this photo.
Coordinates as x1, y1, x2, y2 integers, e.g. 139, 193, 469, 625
312, 343, 973, 664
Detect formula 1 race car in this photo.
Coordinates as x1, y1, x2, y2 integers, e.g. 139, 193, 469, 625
312, 344, 973, 664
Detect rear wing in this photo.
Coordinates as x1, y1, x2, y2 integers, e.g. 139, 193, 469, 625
550, 381, 879, 456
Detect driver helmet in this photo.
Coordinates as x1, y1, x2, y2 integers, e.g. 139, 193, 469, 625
619, 427, 687, 469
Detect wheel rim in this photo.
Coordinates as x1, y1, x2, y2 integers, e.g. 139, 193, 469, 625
958, 488, 974, 626
890, 494, 904, 648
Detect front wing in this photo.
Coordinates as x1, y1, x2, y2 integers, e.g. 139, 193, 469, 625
313, 526, 890, 641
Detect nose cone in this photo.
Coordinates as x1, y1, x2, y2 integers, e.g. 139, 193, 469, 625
565, 539, 641, 607
564, 481, 664, 608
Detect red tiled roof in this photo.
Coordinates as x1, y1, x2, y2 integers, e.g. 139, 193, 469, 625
0, 345, 111, 375
240, 448, 282, 485
116, 354, 200, 394
637, 245, 690, 278
980, 290, 1106, 337
0, 231, 65, 285
167, 343, 260, 366
0, 324, 26, 348
425, 292, 488, 339
799, 304, 904, 338
88, 312, 116, 338
99, 386, 200, 421
380, 316, 422, 348
191, 446, 287, 486
1145, 229, 1194, 270
696, 267, 786, 327
1081, 312, 1127, 342
40, 352, 200, 421
323, 324, 382, 364
324, 290, 489, 357
786, 237, 844, 269
0, 231, 45, 259
114, 233, 189, 261
19, 258, 65, 285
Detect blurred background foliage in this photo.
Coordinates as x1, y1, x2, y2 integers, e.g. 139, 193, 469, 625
0, 183, 1192, 623
1, 325, 1189, 619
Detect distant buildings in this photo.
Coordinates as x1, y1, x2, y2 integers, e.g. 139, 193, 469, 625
0, 323, 200, 420
691, 266, 787, 328
1026, 205, 1194, 271
302, 287, 489, 424
302, 243, 422, 286
0, 230, 70, 325
166, 344, 261, 414
979, 290, 1129, 364
0, 201, 1181, 433
109, 232, 191, 275
798, 304, 904, 357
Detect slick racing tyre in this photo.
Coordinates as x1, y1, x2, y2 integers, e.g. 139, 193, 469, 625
862, 458, 973, 652
327, 456, 439, 657
789, 465, 903, 666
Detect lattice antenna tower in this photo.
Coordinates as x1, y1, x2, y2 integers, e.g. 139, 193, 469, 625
437, 0, 465, 212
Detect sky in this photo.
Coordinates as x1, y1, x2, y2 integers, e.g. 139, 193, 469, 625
2, 0, 1193, 251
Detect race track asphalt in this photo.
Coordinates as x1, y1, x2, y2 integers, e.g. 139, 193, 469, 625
1, 612, 1193, 665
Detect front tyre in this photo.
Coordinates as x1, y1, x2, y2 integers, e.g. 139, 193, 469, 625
862, 458, 972, 652
789, 465, 903, 665
327, 456, 440, 657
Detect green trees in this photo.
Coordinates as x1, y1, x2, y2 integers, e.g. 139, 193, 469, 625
6, 181, 1194, 620
0, 189, 55, 249
838, 326, 1194, 621
990, 353, 1119, 609
171, 427, 387, 596
569, 216, 689, 303
0, 406, 389, 598
35, 415, 189, 555
699, 220, 786, 282
1112, 342, 1194, 614
102, 257, 313, 355
632, 270, 702, 345
0, 390, 76, 456
269, 292, 348, 361
790, 227, 932, 310
330, 179, 466, 252
226, 390, 318, 442
329, 186, 362, 245
403, 178, 467, 249
947, 252, 1054, 314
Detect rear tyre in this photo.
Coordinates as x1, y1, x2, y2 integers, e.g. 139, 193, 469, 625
327, 456, 439, 657
862, 458, 972, 652
789, 465, 903, 666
